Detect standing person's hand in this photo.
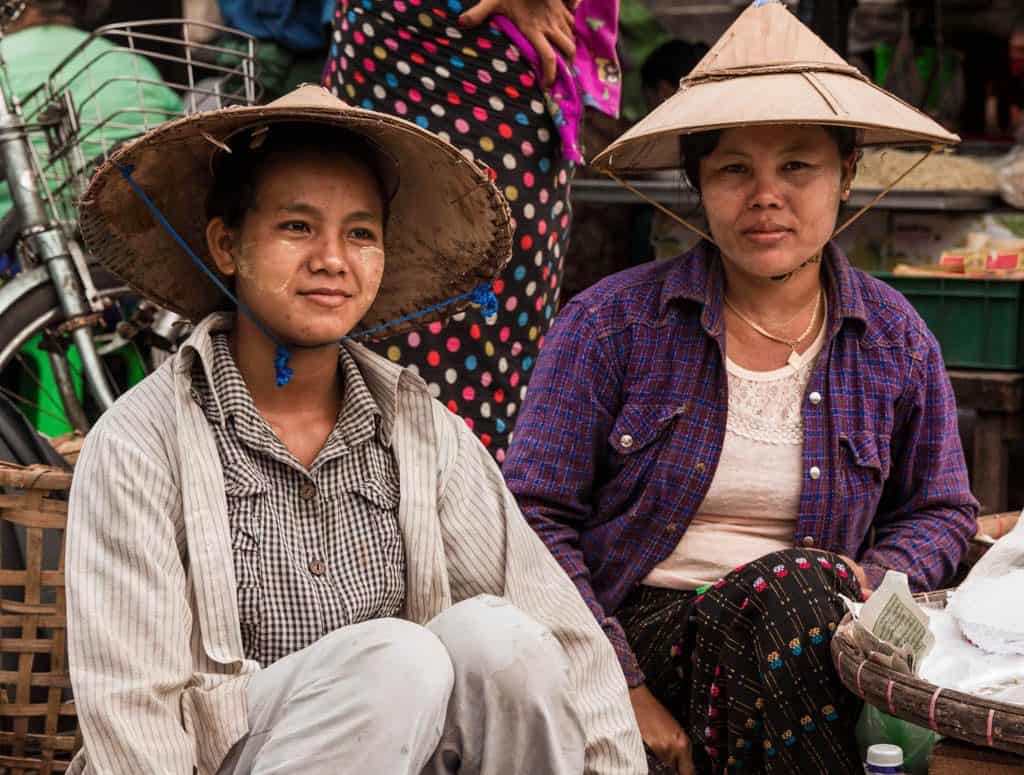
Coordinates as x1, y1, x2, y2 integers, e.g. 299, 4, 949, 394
459, 0, 576, 87
629, 684, 697, 775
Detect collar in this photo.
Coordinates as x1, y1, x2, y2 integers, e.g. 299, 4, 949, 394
659, 240, 870, 338
178, 312, 418, 447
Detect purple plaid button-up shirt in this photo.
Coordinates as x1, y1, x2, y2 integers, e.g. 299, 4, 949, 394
505, 241, 979, 686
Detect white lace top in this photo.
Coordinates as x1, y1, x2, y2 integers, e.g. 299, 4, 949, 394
643, 309, 828, 590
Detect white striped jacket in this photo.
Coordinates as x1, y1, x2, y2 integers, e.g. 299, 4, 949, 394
66, 313, 645, 775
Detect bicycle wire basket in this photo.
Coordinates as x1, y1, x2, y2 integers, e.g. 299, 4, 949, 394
11, 19, 261, 230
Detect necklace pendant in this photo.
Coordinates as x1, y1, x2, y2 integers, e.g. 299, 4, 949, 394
787, 349, 801, 368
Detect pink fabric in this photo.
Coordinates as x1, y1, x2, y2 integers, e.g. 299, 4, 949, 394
492, 0, 620, 163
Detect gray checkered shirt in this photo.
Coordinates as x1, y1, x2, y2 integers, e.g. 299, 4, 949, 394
192, 333, 405, 667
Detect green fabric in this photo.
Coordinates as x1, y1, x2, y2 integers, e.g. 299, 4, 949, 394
873, 42, 959, 113
217, 37, 325, 102
0, 25, 182, 218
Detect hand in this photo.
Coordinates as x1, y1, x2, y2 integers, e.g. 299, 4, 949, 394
459, 0, 576, 87
839, 554, 873, 599
629, 684, 696, 775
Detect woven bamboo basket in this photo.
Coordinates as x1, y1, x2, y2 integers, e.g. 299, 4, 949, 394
0, 463, 79, 774
832, 589, 1024, 756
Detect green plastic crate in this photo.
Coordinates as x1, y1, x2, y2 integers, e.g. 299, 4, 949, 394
873, 272, 1024, 370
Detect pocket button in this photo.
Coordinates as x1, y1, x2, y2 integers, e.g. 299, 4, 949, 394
809, 466, 821, 480
620, 434, 634, 449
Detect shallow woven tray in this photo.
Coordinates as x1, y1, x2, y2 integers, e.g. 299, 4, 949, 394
832, 589, 1024, 756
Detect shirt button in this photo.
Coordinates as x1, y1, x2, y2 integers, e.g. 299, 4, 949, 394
308, 558, 326, 577
802, 535, 816, 547
620, 434, 634, 449
809, 391, 822, 405
695, 462, 706, 474
809, 466, 822, 480
189, 388, 202, 406
299, 482, 317, 501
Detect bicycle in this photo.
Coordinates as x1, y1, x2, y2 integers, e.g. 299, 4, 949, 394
0, 4, 259, 435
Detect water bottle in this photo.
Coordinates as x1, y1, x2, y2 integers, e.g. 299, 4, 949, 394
865, 743, 905, 775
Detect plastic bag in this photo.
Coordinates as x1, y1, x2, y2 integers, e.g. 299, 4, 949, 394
856, 704, 938, 775
948, 512, 1024, 654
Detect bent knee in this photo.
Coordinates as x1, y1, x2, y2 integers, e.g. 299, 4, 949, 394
318, 617, 455, 702
428, 596, 571, 700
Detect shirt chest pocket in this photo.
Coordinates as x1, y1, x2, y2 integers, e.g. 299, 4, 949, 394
333, 476, 405, 565
606, 402, 688, 506
609, 403, 683, 455
342, 478, 401, 524
837, 430, 891, 517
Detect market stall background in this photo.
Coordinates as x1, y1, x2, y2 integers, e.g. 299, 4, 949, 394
8, 0, 1024, 510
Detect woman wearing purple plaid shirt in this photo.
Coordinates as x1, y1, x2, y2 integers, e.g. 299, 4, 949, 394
505, 4, 978, 774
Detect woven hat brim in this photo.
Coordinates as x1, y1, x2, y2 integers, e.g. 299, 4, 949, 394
79, 101, 512, 338
591, 70, 960, 173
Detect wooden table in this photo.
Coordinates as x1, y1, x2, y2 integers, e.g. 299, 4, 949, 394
948, 371, 1024, 513
930, 739, 1024, 774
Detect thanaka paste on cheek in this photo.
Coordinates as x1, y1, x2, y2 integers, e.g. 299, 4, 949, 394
235, 240, 292, 294
359, 245, 385, 301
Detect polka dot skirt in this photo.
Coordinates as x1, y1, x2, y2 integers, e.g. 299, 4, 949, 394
327, 0, 574, 464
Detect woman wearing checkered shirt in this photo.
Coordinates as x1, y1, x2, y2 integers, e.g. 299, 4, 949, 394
505, 4, 978, 775
64, 86, 644, 774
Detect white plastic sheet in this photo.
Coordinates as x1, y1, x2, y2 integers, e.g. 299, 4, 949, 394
916, 512, 1024, 706
948, 514, 1024, 655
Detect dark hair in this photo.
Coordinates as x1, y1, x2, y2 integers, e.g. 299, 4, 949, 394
206, 122, 395, 232
640, 39, 710, 91
679, 126, 860, 193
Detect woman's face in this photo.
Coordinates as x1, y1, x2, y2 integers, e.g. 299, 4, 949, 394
207, 150, 386, 347
698, 125, 854, 279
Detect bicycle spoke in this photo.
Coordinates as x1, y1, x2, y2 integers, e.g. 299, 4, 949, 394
14, 350, 68, 418
0, 384, 78, 429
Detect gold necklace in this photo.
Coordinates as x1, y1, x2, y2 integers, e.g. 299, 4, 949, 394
724, 288, 823, 369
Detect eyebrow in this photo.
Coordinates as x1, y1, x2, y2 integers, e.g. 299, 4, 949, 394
275, 203, 381, 221
715, 141, 819, 157
276, 202, 322, 217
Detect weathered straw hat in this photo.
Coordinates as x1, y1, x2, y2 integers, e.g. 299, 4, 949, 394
80, 84, 513, 336
591, 0, 960, 173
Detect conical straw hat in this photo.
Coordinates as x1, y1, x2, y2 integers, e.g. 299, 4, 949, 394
80, 85, 512, 335
591, 0, 959, 173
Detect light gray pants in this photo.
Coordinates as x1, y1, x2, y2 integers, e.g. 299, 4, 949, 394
217, 595, 585, 774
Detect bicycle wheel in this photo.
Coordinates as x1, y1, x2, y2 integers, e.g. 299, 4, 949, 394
0, 269, 157, 435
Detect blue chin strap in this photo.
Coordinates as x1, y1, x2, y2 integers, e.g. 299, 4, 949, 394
118, 164, 499, 387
